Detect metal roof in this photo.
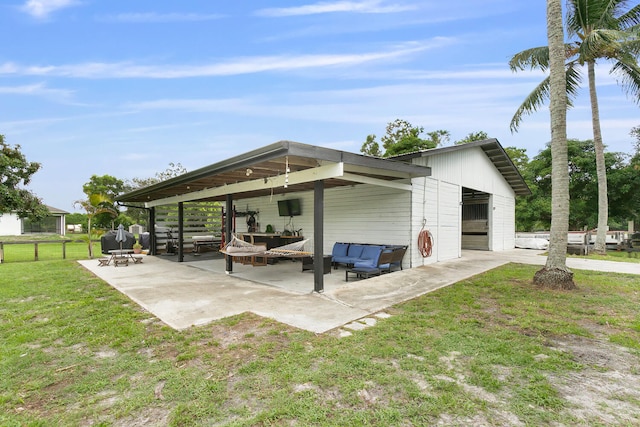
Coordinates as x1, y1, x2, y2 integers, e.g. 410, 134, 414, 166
390, 138, 531, 196
45, 205, 69, 214
117, 140, 432, 206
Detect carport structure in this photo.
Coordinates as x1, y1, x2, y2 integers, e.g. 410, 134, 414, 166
116, 141, 431, 293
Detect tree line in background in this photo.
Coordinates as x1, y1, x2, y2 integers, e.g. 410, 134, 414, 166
360, 118, 488, 158
67, 163, 189, 233
512, 136, 640, 232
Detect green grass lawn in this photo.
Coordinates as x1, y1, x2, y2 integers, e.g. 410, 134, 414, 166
577, 249, 640, 264
1, 261, 639, 426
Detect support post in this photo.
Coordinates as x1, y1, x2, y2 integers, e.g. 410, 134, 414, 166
178, 202, 184, 262
149, 207, 157, 255
225, 194, 233, 273
314, 180, 324, 293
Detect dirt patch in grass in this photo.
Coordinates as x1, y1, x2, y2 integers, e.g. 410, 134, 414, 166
546, 334, 640, 425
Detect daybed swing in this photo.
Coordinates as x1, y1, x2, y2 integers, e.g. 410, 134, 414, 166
220, 235, 311, 266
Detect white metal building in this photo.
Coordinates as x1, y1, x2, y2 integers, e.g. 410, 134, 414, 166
117, 139, 529, 292
395, 139, 530, 265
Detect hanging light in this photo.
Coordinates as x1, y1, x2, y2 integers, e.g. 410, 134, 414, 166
284, 156, 289, 188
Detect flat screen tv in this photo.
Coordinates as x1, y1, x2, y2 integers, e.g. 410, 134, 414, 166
288, 199, 301, 216
277, 199, 302, 217
277, 200, 290, 217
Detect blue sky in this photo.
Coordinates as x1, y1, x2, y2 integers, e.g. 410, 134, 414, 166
1, 0, 638, 213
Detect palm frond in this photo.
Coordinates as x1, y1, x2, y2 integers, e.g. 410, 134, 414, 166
509, 46, 550, 71
567, 0, 619, 36
510, 64, 582, 133
579, 29, 626, 60
621, 37, 640, 55
611, 58, 640, 103
618, 3, 640, 29
566, 62, 583, 100
510, 78, 550, 133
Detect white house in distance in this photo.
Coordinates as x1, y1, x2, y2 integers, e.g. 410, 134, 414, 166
0, 205, 69, 236
117, 139, 529, 292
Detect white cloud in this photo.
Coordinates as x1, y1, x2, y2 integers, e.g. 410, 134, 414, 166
21, 0, 79, 19
0, 82, 74, 99
101, 12, 224, 23
256, 0, 416, 17
0, 44, 428, 79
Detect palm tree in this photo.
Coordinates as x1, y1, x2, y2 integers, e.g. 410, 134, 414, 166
510, 0, 640, 254
533, 0, 576, 289
74, 193, 117, 258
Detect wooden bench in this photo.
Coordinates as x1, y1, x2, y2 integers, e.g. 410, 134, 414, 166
113, 257, 129, 267
98, 257, 110, 266
132, 255, 144, 264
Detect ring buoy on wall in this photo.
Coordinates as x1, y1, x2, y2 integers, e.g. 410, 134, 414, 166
418, 228, 434, 258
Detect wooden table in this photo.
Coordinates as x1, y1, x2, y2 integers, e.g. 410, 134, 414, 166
107, 249, 143, 266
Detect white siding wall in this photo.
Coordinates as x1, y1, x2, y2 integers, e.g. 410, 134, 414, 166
234, 183, 413, 268
503, 196, 515, 249
411, 147, 518, 255
490, 194, 516, 251
423, 147, 514, 198
436, 180, 461, 260
490, 195, 505, 250
410, 176, 461, 265
411, 176, 439, 266
0, 213, 22, 236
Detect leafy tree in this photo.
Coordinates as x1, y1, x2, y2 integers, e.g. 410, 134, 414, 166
123, 163, 189, 226
533, 0, 575, 289
504, 146, 529, 173
83, 174, 125, 201
631, 126, 640, 157
156, 162, 187, 182
454, 131, 489, 145
73, 193, 117, 258
361, 134, 382, 157
82, 175, 125, 229
384, 135, 439, 157
0, 135, 49, 220
360, 119, 449, 157
423, 130, 451, 147
510, 0, 640, 254
517, 139, 633, 231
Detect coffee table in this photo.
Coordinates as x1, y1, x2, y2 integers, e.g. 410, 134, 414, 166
301, 255, 332, 274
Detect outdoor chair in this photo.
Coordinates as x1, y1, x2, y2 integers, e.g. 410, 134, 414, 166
387, 245, 408, 271
345, 245, 384, 281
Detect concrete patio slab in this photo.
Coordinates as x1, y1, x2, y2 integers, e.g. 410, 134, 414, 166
78, 249, 640, 334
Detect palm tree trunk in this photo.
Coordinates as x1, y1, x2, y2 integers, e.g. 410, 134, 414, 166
534, 0, 575, 289
588, 60, 609, 254
87, 217, 94, 259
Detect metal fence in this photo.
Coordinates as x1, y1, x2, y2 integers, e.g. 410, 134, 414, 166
0, 240, 97, 263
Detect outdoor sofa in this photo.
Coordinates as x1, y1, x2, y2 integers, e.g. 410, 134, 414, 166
331, 242, 408, 281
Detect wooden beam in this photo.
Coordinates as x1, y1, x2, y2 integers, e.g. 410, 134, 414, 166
145, 163, 345, 207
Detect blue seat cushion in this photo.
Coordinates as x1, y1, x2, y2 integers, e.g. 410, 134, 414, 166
347, 244, 365, 258
354, 246, 382, 268
332, 242, 349, 258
